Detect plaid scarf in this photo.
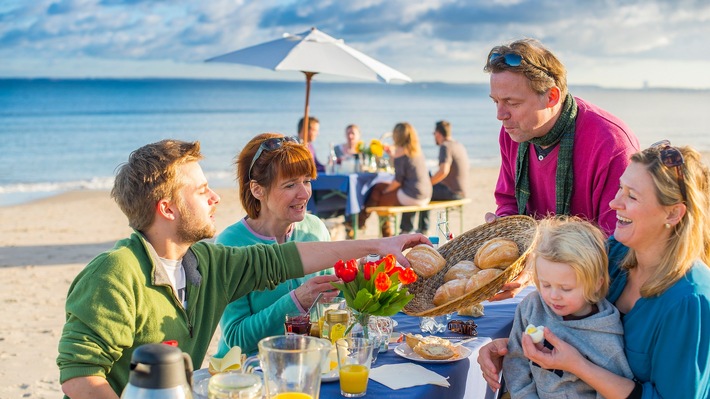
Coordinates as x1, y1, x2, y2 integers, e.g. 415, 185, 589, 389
515, 94, 577, 216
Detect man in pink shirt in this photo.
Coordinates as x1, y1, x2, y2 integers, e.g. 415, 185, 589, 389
484, 38, 639, 239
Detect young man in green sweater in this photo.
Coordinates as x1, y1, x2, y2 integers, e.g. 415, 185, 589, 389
57, 139, 428, 399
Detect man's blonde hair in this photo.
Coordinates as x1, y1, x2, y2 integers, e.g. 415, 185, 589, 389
484, 38, 568, 98
111, 139, 203, 231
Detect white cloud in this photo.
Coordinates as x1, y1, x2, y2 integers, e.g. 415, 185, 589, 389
1, 0, 710, 88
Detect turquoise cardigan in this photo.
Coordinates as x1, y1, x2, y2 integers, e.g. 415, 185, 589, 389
215, 214, 332, 356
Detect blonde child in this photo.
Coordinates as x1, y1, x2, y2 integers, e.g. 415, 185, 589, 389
502, 217, 633, 398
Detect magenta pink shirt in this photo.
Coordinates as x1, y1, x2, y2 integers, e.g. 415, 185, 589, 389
494, 97, 640, 236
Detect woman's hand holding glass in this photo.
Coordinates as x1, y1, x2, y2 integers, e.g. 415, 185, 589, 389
293, 274, 341, 310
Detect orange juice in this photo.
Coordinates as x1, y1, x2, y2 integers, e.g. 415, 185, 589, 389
339, 364, 369, 394
271, 393, 313, 399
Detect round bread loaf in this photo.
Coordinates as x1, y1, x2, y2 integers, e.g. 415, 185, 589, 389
443, 260, 481, 282
464, 268, 503, 292
413, 343, 454, 360
432, 278, 467, 306
474, 238, 520, 270
405, 244, 446, 278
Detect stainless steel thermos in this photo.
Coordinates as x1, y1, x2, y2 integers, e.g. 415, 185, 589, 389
121, 343, 194, 399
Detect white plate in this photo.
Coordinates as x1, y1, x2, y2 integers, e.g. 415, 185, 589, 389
321, 368, 340, 383
393, 343, 472, 363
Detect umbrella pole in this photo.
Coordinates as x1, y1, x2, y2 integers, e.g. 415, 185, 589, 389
301, 72, 316, 145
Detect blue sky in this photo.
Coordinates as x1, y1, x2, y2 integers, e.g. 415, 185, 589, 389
2, 0, 710, 89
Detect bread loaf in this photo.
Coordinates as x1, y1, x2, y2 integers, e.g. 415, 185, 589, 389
443, 260, 481, 282
413, 343, 455, 360
457, 303, 485, 317
474, 238, 520, 270
406, 244, 446, 278
432, 278, 467, 306
465, 268, 503, 292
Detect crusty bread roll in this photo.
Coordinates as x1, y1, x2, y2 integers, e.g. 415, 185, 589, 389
406, 244, 446, 278
432, 278, 467, 306
464, 269, 503, 292
443, 260, 481, 283
405, 334, 450, 349
404, 333, 424, 350
457, 303, 485, 317
413, 343, 454, 360
474, 238, 520, 270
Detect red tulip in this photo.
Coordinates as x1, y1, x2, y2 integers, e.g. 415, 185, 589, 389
374, 272, 392, 292
399, 267, 418, 285
363, 261, 377, 281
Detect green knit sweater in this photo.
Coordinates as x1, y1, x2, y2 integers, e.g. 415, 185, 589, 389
57, 231, 304, 395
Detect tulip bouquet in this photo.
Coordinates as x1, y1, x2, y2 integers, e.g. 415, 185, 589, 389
330, 254, 417, 337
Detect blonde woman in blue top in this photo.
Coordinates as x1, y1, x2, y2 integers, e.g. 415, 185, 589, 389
479, 142, 710, 398
215, 133, 340, 356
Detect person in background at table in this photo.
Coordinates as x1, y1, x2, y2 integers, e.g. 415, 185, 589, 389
215, 133, 340, 356
412, 120, 470, 235
298, 116, 325, 173
335, 124, 361, 163
359, 122, 432, 237
503, 216, 632, 398
483, 38, 639, 239
56, 138, 430, 399
479, 143, 710, 399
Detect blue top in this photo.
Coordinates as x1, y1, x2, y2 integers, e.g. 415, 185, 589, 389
607, 237, 710, 398
214, 214, 332, 356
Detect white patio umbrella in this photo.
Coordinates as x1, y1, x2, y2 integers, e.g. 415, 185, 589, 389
206, 27, 412, 144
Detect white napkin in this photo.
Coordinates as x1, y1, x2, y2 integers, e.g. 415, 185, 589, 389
369, 363, 450, 389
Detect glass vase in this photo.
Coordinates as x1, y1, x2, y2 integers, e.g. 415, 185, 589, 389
348, 310, 370, 339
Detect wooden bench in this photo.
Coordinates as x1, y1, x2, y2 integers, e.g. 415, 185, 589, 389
365, 198, 471, 237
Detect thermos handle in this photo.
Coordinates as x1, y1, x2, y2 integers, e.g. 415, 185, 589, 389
183, 352, 194, 389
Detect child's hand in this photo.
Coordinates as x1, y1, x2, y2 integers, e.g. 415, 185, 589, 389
521, 327, 582, 373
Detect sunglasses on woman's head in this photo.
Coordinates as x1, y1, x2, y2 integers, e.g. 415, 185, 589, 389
489, 52, 554, 79
650, 139, 687, 203
248, 136, 299, 180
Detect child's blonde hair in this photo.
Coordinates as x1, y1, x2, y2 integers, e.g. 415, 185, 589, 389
530, 216, 609, 304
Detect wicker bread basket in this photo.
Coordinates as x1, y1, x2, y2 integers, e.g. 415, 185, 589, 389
403, 215, 537, 317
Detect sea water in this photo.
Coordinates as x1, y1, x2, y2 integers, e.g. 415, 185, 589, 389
1, 78, 709, 207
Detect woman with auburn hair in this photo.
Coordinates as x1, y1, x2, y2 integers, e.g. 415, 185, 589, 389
215, 133, 340, 356
358, 122, 432, 236
478, 142, 710, 399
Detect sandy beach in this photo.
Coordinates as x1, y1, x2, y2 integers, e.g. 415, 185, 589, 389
0, 166, 498, 399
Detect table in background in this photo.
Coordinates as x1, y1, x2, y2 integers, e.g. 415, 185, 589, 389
319, 286, 535, 399
308, 172, 393, 238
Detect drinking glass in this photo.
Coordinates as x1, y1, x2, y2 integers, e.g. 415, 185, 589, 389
258, 335, 329, 399
316, 297, 347, 337
284, 312, 311, 335
335, 338, 374, 398
207, 372, 263, 399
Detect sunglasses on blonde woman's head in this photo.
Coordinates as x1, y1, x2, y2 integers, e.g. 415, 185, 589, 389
248, 136, 299, 180
650, 139, 687, 203
488, 52, 554, 78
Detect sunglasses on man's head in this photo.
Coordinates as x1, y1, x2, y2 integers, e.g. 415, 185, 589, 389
248, 136, 299, 180
489, 52, 553, 78
650, 139, 687, 203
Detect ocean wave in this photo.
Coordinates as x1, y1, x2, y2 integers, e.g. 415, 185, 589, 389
0, 177, 115, 194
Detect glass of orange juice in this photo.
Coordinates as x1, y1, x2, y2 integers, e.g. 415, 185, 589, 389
335, 338, 374, 397
258, 335, 330, 399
